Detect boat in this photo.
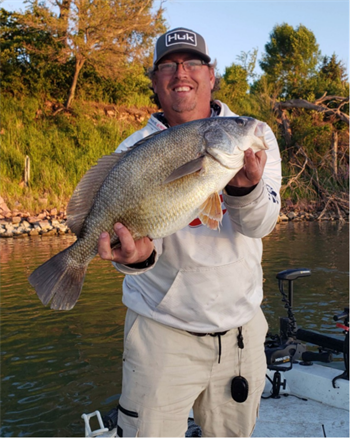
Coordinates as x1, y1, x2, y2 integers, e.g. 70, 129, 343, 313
82, 269, 349, 437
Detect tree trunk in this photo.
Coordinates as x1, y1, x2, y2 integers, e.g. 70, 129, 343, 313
332, 131, 338, 177
65, 58, 85, 109
58, 0, 72, 47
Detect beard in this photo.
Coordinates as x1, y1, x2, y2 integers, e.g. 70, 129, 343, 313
171, 97, 197, 113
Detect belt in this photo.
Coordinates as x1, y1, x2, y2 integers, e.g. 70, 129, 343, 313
187, 330, 228, 337
187, 330, 228, 363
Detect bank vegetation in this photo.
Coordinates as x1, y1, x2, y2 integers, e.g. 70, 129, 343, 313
1, 3, 349, 220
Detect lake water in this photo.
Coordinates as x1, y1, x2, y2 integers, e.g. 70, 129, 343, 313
1, 221, 348, 437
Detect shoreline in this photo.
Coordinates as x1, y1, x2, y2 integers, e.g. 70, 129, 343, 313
0, 208, 347, 239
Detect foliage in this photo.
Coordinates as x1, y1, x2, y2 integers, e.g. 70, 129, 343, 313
1, 11, 348, 215
1, 1, 166, 106
259, 23, 321, 99
0, 95, 143, 212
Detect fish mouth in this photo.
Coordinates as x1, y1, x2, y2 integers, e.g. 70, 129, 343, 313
253, 122, 269, 149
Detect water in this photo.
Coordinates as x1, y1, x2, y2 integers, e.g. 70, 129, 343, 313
1, 222, 348, 437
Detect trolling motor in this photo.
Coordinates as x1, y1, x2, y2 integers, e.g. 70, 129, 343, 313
264, 268, 348, 398
264, 269, 311, 398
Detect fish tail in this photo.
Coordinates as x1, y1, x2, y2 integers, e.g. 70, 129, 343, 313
28, 245, 88, 311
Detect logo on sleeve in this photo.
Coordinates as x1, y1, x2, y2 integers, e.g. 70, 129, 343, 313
266, 184, 279, 203
166, 30, 197, 47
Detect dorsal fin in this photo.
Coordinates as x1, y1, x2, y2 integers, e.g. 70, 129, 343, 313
67, 152, 126, 236
67, 130, 165, 236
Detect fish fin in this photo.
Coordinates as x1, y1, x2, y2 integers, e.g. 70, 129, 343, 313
131, 130, 164, 148
67, 152, 126, 236
28, 245, 87, 310
199, 192, 223, 230
163, 156, 205, 184
67, 132, 164, 237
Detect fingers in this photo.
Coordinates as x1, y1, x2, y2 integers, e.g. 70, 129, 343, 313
98, 223, 154, 265
228, 148, 267, 189
243, 149, 267, 186
113, 223, 136, 259
98, 231, 113, 260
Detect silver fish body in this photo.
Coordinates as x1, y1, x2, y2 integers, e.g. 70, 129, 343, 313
29, 116, 268, 310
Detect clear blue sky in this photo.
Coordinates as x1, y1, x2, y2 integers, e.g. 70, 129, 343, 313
2, 0, 349, 76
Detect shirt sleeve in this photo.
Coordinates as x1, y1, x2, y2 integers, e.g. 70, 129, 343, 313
223, 125, 282, 238
112, 238, 163, 275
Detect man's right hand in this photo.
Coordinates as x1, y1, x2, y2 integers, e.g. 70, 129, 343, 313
98, 223, 154, 265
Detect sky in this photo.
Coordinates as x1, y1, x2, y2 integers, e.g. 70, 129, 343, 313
1, 0, 349, 76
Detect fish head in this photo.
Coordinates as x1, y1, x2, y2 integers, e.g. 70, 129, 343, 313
203, 117, 269, 169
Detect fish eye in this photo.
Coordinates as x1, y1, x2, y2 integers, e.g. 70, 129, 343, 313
235, 118, 246, 126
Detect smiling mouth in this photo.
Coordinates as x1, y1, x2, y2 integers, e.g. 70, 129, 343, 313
173, 86, 192, 92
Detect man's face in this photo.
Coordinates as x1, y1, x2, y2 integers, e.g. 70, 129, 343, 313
152, 52, 216, 126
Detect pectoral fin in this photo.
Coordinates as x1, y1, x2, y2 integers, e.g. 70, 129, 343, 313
199, 192, 223, 230
163, 156, 205, 184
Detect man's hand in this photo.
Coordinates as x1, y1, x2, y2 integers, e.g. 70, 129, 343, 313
98, 223, 154, 265
228, 148, 267, 188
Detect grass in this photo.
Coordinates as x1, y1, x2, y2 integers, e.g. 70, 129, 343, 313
1, 95, 347, 216
0, 95, 149, 213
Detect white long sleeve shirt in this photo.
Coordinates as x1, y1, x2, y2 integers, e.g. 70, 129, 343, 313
114, 100, 282, 332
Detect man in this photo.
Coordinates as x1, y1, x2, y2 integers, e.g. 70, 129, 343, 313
98, 27, 281, 437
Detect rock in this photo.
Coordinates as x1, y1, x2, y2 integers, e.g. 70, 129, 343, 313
28, 217, 40, 224
0, 197, 11, 214
21, 220, 31, 230
42, 229, 57, 236
287, 212, 296, 220
5, 223, 14, 232
280, 214, 289, 221
29, 229, 40, 236
13, 229, 28, 237
50, 208, 58, 216
11, 216, 22, 224
38, 220, 52, 231
1, 231, 14, 237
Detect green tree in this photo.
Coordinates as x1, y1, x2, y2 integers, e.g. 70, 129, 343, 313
217, 63, 249, 104
215, 49, 259, 113
260, 23, 321, 98
0, 8, 71, 97
19, 0, 165, 108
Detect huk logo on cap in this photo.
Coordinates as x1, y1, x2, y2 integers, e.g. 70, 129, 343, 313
166, 30, 197, 47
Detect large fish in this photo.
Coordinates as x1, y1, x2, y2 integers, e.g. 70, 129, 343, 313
29, 116, 268, 310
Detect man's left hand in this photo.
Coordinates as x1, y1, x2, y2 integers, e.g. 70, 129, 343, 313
228, 149, 267, 188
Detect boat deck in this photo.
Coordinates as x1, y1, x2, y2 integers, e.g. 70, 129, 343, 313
253, 394, 349, 437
